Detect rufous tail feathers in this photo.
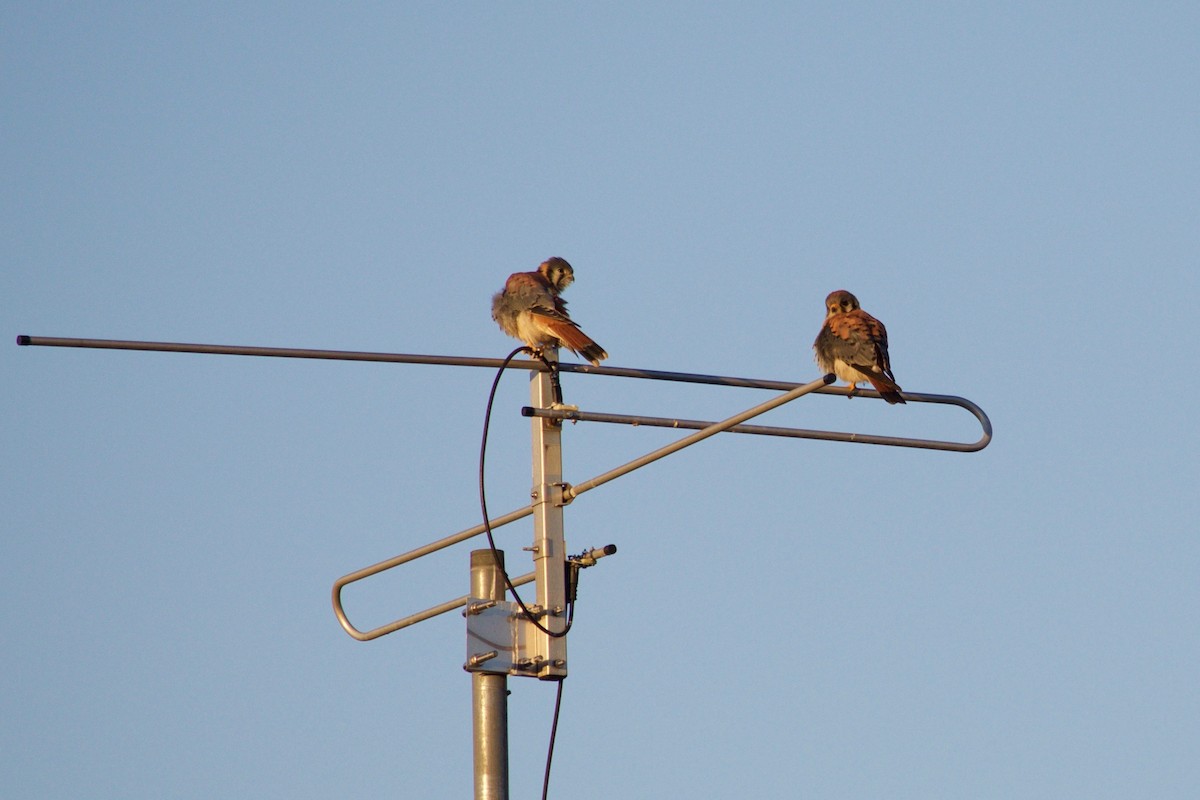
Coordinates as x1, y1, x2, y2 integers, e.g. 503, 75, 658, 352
540, 317, 608, 366
866, 373, 905, 405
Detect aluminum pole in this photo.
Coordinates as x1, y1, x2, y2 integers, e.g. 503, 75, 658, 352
471, 549, 509, 800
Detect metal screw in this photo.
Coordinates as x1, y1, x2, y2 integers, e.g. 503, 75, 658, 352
466, 650, 499, 668
466, 600, 497, 616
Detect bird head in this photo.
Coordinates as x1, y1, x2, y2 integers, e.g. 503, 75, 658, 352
538, 257, 575, 293
824, 290, 860, 316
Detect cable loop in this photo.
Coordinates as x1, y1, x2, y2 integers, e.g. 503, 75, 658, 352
479, 347, 575, 639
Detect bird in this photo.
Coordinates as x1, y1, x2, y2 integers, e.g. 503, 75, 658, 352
491, 257, 608, 366
813, 289, 905, 404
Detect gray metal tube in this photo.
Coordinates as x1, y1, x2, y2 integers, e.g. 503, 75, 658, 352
471, 549, 509, 800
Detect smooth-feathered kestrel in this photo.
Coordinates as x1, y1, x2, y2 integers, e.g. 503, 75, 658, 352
491, 257, 608, 366
813, 289, 905, 404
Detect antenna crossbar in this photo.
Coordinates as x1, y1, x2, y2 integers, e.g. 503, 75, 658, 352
17, 334, 982, 407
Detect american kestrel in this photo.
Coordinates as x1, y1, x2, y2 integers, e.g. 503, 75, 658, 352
491, 257, 608, 366
813, 289, 905, 404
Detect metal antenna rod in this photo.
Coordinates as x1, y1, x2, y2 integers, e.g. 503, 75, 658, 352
526, 399, 991, 453
15, 334, 970, 401
15, 335, 528, 370
332, 505, 535, 641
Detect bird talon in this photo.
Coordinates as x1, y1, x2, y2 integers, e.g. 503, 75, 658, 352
550, 402, 579, 413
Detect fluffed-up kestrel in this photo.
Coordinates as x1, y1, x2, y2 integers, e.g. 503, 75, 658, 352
491, 257, 608, 366
813, 289, 905, 404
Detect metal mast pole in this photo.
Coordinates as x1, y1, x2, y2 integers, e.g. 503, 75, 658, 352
471, 549, 509, 800
530, 350, 569, 680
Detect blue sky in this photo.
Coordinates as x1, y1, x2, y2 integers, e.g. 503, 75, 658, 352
3, 3, 1198, 798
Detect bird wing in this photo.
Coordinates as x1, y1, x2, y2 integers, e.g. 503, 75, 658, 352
822, 310, 895, 378
492, 271, 558, 326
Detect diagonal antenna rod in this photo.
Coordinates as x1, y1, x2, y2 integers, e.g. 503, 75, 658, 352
331, 374, 833, 641
558, 374, 834, 502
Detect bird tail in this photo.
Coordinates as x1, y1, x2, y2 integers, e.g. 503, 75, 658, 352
867, 373, 906, 405
541, 317, 608, 366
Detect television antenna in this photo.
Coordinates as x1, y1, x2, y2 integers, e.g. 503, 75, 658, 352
18, 334, 991, 800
